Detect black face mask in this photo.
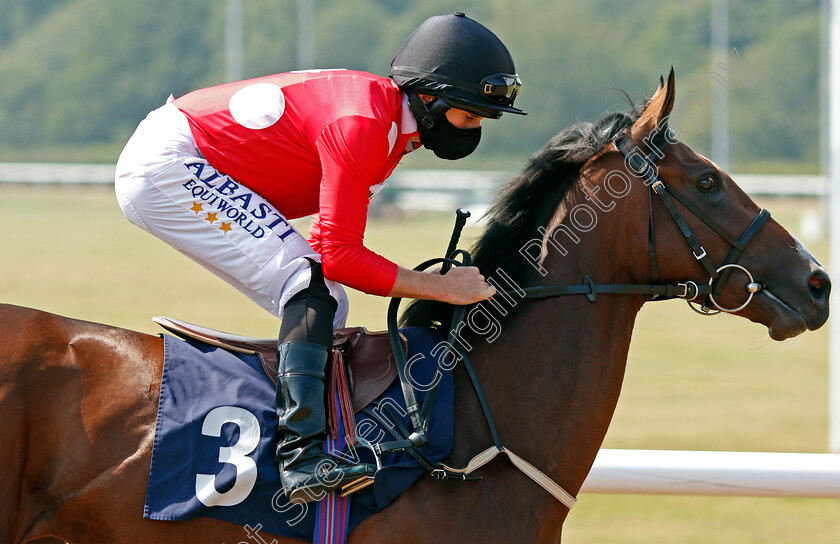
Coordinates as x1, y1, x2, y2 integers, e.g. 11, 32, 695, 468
409, 95, 482, 160
419, 115, 481, 160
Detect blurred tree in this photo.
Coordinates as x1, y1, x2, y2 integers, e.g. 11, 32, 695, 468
730, 13, 820, 169
0, 0, 64, 49
243, 0, 297, 76
0, 0, 223, 150
0, 0, 824, 172
316, 0, 390, 72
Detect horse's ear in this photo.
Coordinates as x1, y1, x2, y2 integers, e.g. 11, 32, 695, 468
631, 67, 676, 140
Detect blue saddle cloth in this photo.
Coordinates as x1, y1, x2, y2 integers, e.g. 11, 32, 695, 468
144, 327, 453, 540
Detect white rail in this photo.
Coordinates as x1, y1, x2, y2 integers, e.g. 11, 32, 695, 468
0, 164, 828, 197
582, 449, 840, 498
0, 162, 116, 184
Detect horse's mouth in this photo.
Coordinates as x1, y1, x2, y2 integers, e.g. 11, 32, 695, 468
755, 288, 810, 341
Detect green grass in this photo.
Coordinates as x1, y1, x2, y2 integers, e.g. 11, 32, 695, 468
2, 186, 838, 542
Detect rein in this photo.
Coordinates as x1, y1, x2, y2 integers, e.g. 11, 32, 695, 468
372, 253, 578, 510
376, 126, 771, 509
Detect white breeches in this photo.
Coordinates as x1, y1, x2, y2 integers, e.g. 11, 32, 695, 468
114, 100, 349, 327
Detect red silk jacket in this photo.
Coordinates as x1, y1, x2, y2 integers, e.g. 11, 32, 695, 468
174, 70, 418, 296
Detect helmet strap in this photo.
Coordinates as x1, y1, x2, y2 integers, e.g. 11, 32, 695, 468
406, 93, 482, 160
408, 93, 451, 129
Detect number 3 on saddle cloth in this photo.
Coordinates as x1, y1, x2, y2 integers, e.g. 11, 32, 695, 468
143, 322, 454, 542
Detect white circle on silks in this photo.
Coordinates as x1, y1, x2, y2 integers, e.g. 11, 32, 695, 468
229, 83, 286, 130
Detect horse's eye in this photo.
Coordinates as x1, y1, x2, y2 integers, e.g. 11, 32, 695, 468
697, 176, 716, 192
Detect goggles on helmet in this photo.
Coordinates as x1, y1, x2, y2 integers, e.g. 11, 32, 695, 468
480, 73, 522, 105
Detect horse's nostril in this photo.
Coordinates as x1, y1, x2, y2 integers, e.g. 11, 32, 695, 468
808, 271, 831, 299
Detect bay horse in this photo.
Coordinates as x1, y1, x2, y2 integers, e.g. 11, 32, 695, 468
2, 71, 830, 543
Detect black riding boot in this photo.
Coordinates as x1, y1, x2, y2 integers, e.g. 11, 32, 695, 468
274, 263, 375, 503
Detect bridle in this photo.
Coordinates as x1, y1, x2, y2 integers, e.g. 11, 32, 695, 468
374, 123, 774, 509
514, 124, 772, 314
611, 124, 771, 314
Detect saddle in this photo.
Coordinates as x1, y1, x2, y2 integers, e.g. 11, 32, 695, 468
153, 316, 403, 413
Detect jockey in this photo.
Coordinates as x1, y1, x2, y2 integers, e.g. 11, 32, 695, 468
114, 12, 524, 504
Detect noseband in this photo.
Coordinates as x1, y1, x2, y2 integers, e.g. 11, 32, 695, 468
613, 126, 770, 314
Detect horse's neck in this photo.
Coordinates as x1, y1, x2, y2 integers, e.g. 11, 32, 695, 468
445, 172, 649, 516
450, 224, 646, 498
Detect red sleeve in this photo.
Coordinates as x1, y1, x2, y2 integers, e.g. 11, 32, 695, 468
311, 116, 399, 296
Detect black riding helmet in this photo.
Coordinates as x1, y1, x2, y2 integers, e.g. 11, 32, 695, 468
390, 12, 525, 120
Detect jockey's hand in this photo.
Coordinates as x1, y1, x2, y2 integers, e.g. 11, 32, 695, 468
435, 266, 496, 305
388, 265, 495, 305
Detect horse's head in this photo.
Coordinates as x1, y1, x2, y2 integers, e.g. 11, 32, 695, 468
610, 68, 829, 340
402, 70, 829, 341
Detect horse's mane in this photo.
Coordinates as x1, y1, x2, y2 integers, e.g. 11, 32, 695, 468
400, 99, 645, 330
